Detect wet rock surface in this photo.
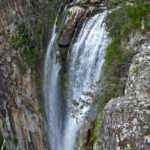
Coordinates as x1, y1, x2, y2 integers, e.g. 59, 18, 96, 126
0, 35, 46, 150
58, 6, 87, 47
58, 0, 106, 47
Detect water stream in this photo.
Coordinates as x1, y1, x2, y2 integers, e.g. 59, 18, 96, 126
43, 20, 64, 150
43, 11, 109, 150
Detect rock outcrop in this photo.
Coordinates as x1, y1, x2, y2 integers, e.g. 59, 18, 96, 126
0, 0, 53, 149
58, 0, 106, 47
58, 6, 87, 47
0, 34, 46, 150
101, 33, 150, 150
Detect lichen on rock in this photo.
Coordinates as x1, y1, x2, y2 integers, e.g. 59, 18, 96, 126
0, 0, 56, 149
101, 34, 150, 150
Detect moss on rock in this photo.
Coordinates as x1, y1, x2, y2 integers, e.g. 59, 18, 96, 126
99, 0, 150, 108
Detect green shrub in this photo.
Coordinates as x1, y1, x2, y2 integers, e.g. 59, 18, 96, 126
125, 1, 150, 29
105, 38, 123, 66
107, 1, 150, 39
10, 23, 41, 82
89, 115, 101, 143
11, 24, 37, 65
100, 1, 150, 107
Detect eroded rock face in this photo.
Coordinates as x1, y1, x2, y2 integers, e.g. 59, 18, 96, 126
0, 0, 49, 149
101, 35, 150, 150
58, 6, 87, 47
0, 35, 46, 150
58, 0, 106, 47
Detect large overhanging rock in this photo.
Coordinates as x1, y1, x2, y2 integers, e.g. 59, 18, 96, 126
58, 6, 87, 47
58, 0, 106, 47
101, 39, 150, 150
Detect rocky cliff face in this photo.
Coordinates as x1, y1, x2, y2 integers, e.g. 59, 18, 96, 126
0, 35, 46, 150
0, 0, 52, 149
101, 33, 150, 150
58, 0, 107, 46
100, 1, 150, 150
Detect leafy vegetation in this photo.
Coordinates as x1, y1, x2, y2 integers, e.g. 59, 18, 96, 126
107, 0, 150, 38
11, 23, 41, 78
88, 2, 150, 147
11, 24, 42, 95
82, 1, 150, 148
99, 0, 150, 107
10, 21, 44, 112
89, 115, 101, 143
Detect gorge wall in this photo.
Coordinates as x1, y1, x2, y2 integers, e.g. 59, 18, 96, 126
0, 0, 62, 149
102, 34, 150, 149
0, 0, 150, 150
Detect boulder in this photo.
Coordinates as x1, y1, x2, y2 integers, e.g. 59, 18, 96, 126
101, 39, 150, 150
58, 6, 87, 47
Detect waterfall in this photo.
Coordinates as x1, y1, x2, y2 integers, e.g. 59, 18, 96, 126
43, 11, 109, 150
63, 11, 109, 150
43, 19, 64, 150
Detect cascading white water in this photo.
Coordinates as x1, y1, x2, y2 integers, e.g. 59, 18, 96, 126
63, 12, 109, 150
43, 11, 109, 150
43, 20, 64, 150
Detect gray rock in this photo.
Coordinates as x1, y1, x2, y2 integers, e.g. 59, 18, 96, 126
101, 39, 150, 150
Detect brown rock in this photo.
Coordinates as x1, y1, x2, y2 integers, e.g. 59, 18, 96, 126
58, 6, 87, 47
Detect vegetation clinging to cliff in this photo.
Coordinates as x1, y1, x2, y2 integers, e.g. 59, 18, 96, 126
11, 24, 40, 73
88, 2, 150, 149
108, 0, 150, 38
100, 0, 150, 107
